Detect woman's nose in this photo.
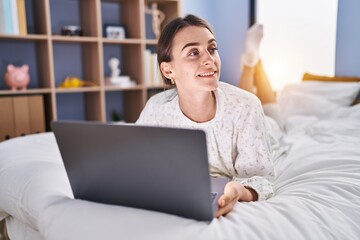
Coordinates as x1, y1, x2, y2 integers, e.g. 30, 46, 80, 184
202, 51, 215, 65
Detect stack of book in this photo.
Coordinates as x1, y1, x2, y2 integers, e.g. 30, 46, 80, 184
0, 95, 45, 141
143, 49, 163, 87
0, 0, 27, 35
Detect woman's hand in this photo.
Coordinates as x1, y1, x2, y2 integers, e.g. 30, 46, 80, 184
215, 181, 258, 218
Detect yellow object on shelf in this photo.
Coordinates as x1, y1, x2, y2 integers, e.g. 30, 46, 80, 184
59, 76, 97, 88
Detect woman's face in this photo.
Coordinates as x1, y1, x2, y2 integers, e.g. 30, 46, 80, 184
162, 26, 221, 93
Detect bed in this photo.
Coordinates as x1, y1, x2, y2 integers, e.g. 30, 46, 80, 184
1, 80, 360, 240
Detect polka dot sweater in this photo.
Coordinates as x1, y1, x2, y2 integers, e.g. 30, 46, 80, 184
136, 82, 275, 200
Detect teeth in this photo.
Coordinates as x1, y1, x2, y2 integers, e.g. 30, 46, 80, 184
199, 71, 215, 77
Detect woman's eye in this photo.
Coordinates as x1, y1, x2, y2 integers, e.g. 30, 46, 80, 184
209, 47, 218, 54
189, 49, 200, 56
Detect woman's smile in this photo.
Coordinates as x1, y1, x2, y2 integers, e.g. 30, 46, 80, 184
198, 71, 217, 77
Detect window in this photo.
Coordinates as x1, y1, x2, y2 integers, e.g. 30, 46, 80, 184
255, 0, 338, 90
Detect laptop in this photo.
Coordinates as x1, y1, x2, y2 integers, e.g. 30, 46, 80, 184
51, 120, 229, 221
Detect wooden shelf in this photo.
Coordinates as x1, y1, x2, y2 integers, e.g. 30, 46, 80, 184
55, 87, 101, 93
0, 0, 181, 129
145, 39, 158, 45
104, 84, 145, 91
102, 38, 142, 44
0, 89, 52, 96
0, 34, 48, 40
51, 35, 99, 43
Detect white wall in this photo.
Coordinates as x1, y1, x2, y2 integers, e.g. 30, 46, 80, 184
335, 1, 360, 76
182, 0, 250, 86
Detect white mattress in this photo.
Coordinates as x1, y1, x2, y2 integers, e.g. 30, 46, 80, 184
1, 82, 360, 240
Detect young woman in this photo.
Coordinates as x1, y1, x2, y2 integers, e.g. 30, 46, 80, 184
136, 15, 275, 218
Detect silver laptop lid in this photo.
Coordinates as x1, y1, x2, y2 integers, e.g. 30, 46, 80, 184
51, 120, 217, 221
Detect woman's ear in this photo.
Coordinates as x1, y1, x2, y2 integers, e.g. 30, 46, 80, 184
160, 62, 173, 79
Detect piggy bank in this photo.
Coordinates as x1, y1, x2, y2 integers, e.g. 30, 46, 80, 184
4, 64, 30, 91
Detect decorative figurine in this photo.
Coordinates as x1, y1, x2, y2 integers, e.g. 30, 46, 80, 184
145, 2, 166, 39
104, 24, 126, 39
4, 64, 30, 91
59, 76, 96, 88
106, 57, 135, 87
109, 57, 121, 78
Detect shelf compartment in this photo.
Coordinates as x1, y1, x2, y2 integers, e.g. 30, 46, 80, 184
24, 0, 50, 35
56, 91, 103, 121
53, 42, 101, 88
123, 90, 146, 123
105, 91, 124, 123
0, 93, 54, 137
103, 43, 142, 86
0, 39, 52, 90
50, 0, 99, 37
0, 94, 47, 140
101, 0, 141, 39
151, 0, 180, 23
144, 0, 180, 39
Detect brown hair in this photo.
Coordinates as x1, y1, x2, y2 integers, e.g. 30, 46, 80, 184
157, 14, 215, 85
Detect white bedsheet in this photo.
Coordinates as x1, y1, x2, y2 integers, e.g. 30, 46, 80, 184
1, 86, 360, 240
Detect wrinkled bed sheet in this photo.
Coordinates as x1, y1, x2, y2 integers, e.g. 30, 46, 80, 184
1, 90, 360, 240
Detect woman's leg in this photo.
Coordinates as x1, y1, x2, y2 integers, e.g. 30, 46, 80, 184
238, 24, 263, 95
238, 65, 256, 94
239, 24, 284, 129
254, 60, 276, 104
238, 23, 276, 104
255, 60, 284, 129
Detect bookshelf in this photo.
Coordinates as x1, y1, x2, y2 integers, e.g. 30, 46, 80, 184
0, 0, 181, 140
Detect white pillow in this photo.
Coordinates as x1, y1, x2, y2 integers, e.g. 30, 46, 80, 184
281, 81, 360, 106
277, 91, 342, 119
0, 133, 73, 229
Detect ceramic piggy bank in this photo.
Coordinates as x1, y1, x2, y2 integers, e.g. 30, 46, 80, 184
4, 64, 30, 91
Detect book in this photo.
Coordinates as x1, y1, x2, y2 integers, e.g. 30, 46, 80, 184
0, 97, 15, 140
143, 51, 164, 87
10, 0, 19, 34
28, 95, 45, 134
151, 53, 162, 86
13, 96, 31, 136
0, 0, 14, 34
0, 1, 5, 33
0, 96, 46, 140
16, 0, 27, 35
143, 49, 152, 86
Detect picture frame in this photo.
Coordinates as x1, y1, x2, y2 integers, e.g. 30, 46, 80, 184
61, 25, 83, 36
104, 24, 127, 39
